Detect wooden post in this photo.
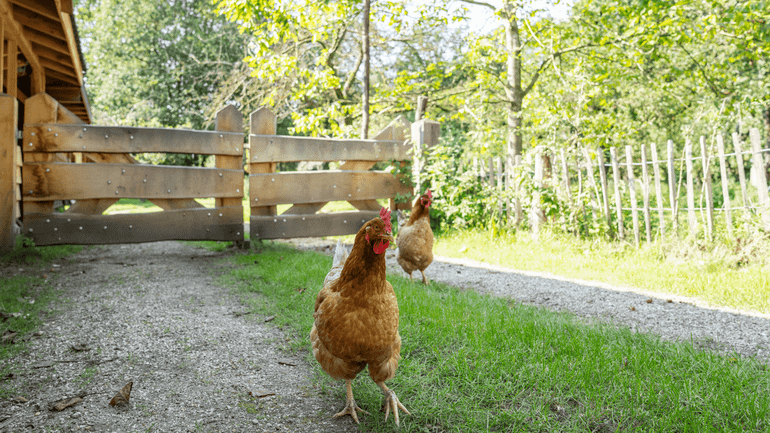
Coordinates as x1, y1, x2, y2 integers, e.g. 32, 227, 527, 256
750, 128, 770, 230
1, 94, 19, 251
411, 119, 440, 194
496, 156, 503, 219
530, 147, 546, 238
716, 134, 733, 238
650, 143, 665, 237
415, 95, 428, 121
732, 132, 751, 222
610, 147, 624, 239
582, 148, 601, 212
596, 148, 613, 237
250, 107, 278, 221
640, 144, 652, 243
699, 136, 714, 240
685, 138, 698, 236
5, 38, 16, 99
626, 145, 640, 247
215, 105, 244, 246
667, 140, 678, 234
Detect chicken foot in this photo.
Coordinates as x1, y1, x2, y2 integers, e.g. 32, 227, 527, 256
333, 379, 369, 424
377, 382, 411, 426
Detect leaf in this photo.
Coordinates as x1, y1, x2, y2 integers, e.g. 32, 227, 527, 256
109, 382, 133, 406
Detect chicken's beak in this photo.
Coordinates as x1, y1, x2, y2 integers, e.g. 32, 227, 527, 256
381, 233, 395, 245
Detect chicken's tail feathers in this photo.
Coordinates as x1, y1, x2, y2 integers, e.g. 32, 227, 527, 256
332, 239, 349, 269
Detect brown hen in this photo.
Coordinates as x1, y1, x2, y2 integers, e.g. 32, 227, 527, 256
310, 208, 410, 426
396, 189, 434, 284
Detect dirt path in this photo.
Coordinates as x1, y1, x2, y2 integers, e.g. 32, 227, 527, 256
0, 241, 360, 433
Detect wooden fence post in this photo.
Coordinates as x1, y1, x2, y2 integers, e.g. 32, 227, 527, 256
651, 143, 666, 237
685, 138, 698, 236
215, 105, 245, 246
667, 140, 678, 234
715, 134, 733, 238
640, 144, 652, 244
596, 148, 613, 237
530, 147, 546, 238
610, 147, 625, 239
249, 107, 278, 221
496, 156, 503, 219
749, 128, 770, 230
625, 145, 640, 247
731, 132, 751, 223
411, 119, 440, 194
699, 136, 714, 240
1, 94, 20, 251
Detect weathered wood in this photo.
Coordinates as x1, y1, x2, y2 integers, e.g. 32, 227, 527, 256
684, 139, 698, 236
23, 206, 243, 246
149, 199, 206, 211
610, 147, 624, 239
595, 148, 613, 237
6, 38, 16, 99
349, 200, 383, 211
64, 198, 117, 215
23, 123, 243, 155
667, 140, 678, 233
640, 144, 651, 244
750, 128, 770, 230
1, 94, 19, 250
282, 203, 327, 215
699, 136, 714, 240
625, 145, 640, 248
650, 143, 665, 237
215, 105, 244, 219
411, 119, 440, 193
23, 163, 243, 201
249, 171, 411, 207
249, 107, 278, 218
731, 132, 751, 220
715, 134, 733, 238
249, 135, 407, 163
251, 211, 380, 239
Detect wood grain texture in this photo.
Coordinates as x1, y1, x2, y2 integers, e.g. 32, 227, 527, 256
251, 211, 379, 240
23, 206, 243, 245
249, 171, 412, 206
22, 123, 243, 155
1, 94, 19, 250
23, 163, 243, 201
249, 135, 409, 163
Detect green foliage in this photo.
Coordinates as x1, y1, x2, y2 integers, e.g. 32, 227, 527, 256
1, 236, 83, 265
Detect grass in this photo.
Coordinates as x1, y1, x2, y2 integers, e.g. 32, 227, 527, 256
215, 241, 770, 432
433, 228, 770, 315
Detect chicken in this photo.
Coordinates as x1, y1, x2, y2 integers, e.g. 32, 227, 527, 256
396, 189, 434, 284
310, 208, 410, 426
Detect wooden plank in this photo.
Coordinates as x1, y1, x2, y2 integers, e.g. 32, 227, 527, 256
411, 119, 440, 193
251, 211, 379, 239
650, 143, 666, 237
684, 139, 698, 235
716, 134, 733, 238
249, 134, 408, 163
64, 198, 115, 215
6, 37, 16, 99
23, 206, 243, 246
282, 203, 326, 215
249, 107, 278, 218
22, 163, 243, 201
595, 148, 612, 236
338, 160, 375, 171
349, 199, 382, 211
610, 147, 624, 239
731, 132, 750, 220
750, 128, 770, 230
0, 0, 44, 94
1, 93, 18, 250
625, 145, 640, 248
667, 140, 678, 233
699, 136, 714, 240
23, 123, 243, 155
249, 171, 411, 206
640, 144, 651, 243
214, 105, 244, 219
1, 15, 4, 88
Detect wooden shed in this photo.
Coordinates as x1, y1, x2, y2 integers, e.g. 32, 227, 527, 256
2, 0, 91, 250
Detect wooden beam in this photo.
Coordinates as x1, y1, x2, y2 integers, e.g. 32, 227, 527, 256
22, 163, 244, 201
251, 211, 379, 239
5, 37, 16, 98
213, 105, 243, 213
11, 4, 67, 43
11, 0, 59, 21
249, 106, 278, 219
0, 0, 44, 94
23, 123, 243, 155
41, 64, 77, 86
1, 93, 19, 251
249, 170, 412, 207
23, 206, 243, 245
249, 134, 409, 163
59, 12, 82, 86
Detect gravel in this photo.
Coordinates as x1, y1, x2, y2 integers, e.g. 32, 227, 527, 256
1, 237, 768, 432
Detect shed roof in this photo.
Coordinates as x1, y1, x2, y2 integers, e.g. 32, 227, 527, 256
1, 0, 91, 123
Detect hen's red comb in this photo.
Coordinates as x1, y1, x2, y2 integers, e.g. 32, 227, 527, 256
425, 189, 432, 199
380, 207, 392, 233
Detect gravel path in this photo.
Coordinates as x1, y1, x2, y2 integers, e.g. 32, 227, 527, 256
2, 237, 768, 432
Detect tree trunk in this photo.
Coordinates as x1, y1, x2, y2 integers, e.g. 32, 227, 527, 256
361, 0, 370, 139
503, 0, 523, 160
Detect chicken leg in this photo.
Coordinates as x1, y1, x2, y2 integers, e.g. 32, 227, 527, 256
377, 382, 411, 426
333, 379, 369, 424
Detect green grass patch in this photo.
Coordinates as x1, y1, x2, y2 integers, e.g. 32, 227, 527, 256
434, 228, 770, 315
216, 242, 770, 432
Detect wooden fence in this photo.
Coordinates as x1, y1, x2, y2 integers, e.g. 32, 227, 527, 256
465, 128, 770, 244
247, 107, 432, 239
13, 93, 244, 246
